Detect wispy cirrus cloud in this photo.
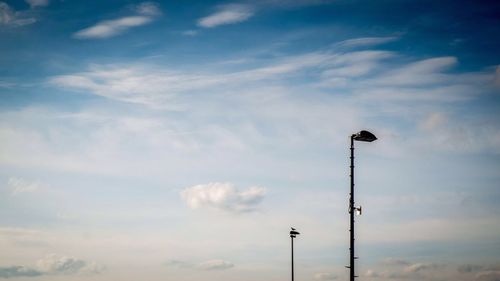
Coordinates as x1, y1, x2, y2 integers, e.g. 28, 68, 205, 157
198, 4, 254, 28
369, 56, 459, 86
74, 16, 153, 39
51, 44, 494, 108
73, 2, 161, 39
47, 50, 388, 107
47, 42, 500, 157
334, 36, 399, 49
39, 37, 500, 168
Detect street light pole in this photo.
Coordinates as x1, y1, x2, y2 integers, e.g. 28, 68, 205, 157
290, 228, 300, 281
348, 130, 377, 281
349, 135, 356, 281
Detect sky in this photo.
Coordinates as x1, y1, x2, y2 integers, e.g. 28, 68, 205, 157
1, 0, 500, 280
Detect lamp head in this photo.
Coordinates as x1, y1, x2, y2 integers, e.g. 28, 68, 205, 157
353, 130, 377, 142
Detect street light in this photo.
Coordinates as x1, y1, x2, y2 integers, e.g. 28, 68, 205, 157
347, 130, 377, 281
290, 227, 300, 281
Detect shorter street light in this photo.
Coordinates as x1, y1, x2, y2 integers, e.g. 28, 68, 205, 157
290, 227, 300, 281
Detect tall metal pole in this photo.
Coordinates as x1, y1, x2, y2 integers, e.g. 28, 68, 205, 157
349, 135, 356, 281
347, 130, 376, 281
291, 235, 294, 281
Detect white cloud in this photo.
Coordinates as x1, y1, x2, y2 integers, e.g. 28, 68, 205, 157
314, 272, 338, 280
320, 51, 394, 80
135, 2, 161, 16
74, 16, 153, 39
36, 254, 104, 275
181, 183, 266, 213
73, 2, 161, 39
36, 254, 86, 274
0, 254, 103, 278
197, 0, 333, 29
404, 262, 443, 273
0, 2, 36, 26
7, 177, 43, 195
49, 64, 232, 107
335, 36, 399, 49
197, 259, 234, 270
25, 0, 49, 8
198, 4, 254, 28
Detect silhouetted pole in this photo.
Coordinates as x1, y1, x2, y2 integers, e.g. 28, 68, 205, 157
290, 228, 300, 281
349, 135, 355, 281
348, 130, 377, 281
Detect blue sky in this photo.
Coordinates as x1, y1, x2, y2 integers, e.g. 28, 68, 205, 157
1, 0, 500, 280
